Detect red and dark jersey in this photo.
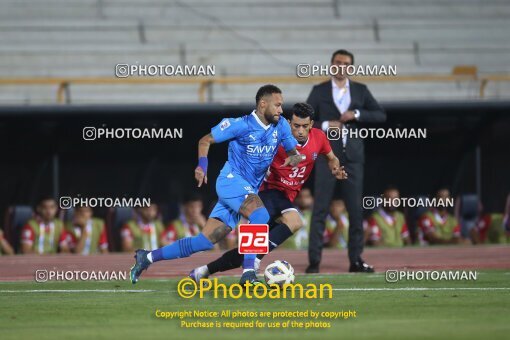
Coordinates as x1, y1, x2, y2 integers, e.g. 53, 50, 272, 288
260, 128, 332, 202
64, 227, 108, 253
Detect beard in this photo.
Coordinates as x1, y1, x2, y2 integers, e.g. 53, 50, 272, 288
264, 110, 280, 124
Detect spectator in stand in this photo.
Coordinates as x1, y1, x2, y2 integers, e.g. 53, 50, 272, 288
20, 196, 67, 254
0, 229, 15, 255
367, 186, 411, 247
121, 204, 167, 252
471, 194, 510, 244
281, 187, 314, 250
63, 207, 108, 254
418, 188, 463, 245
165, 194, 208, 244
324, 199, 349, 249
295, 187, 314, 229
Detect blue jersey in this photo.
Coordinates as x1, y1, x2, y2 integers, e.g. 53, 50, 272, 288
211, 110, 298, 191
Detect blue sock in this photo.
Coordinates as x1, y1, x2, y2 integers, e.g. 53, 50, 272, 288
243, 254, 257, 269
150, 233, 213, 263
242, 206, 270, 270
248, 206, 270, 224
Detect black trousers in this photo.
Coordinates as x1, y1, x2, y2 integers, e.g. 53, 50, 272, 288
308, 154, 364, 265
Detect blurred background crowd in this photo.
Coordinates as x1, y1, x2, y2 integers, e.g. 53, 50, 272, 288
1, 187, 508, 256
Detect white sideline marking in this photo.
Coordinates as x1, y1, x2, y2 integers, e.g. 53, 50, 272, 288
0, 287, 509, 293
0, 289, 156, 293
331, 287, 510, 291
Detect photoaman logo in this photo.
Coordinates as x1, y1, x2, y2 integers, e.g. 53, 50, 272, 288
177, 278, 333, 299
238, 224, 269, 254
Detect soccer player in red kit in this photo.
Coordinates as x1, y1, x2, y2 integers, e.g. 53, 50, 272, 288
189, 103, 347, 281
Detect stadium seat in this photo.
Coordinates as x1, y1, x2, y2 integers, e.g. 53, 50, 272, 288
1, 0, 509, 103
158, 202, 180, 225
59, 208, 75, 222
2, 205, 34, 253
106, 207, 134, 252
405, 195, 429, 244
456, 194, 480, 238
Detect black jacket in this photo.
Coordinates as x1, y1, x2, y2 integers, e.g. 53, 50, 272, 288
306, 80, 386, 163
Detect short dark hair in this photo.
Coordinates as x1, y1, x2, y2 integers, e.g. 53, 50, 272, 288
435, 187, 451, 195
255, 84, 282, 104
331, 49, 355, 65
384, 185, 400, 194
36, 195, 56, 207
290, 102, 314, 120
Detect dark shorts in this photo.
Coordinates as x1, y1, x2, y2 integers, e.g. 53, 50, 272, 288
259, 189, 297, 223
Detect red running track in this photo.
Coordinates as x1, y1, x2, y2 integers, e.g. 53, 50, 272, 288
0, 245, 509, 281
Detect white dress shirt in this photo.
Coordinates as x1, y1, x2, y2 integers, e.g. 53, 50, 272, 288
321, 79, 361, 147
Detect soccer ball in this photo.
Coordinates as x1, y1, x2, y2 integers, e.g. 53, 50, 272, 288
264, 260, 295, 287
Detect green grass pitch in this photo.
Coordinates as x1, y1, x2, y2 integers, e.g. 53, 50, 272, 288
1, 271, 509, 339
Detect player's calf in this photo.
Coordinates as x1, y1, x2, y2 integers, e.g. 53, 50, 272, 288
239, 195, 270, 280
280, 210, 304, 232
130, 219, 229, 284
202, 219, 296, 278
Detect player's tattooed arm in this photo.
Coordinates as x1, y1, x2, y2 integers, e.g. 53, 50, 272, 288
281, 148, 305, 167
195, 133, 216, 187
325, 151, 348, 180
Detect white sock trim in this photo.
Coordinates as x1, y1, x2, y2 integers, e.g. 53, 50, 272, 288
147, 252, 153, 263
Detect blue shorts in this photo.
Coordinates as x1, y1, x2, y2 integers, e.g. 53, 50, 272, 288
209, 172, 257, 228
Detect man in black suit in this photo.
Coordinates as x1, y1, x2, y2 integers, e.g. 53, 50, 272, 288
306, 49, 386, 273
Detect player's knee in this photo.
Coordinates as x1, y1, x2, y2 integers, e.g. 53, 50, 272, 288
282, 213, 303, 232
248, 206, 270, 224
240, 194, 264, 217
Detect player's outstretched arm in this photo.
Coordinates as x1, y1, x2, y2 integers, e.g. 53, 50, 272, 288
325, 151, 348, 180
280, 148, 305, 167
195, 133, 216, 187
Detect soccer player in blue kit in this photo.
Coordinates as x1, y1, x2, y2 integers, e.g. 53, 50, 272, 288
130, 85, 304, 285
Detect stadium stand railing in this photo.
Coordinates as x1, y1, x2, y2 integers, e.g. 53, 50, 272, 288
1, 72, 509, 104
